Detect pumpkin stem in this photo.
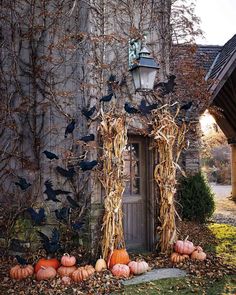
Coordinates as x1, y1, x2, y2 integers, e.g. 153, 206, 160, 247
63, 253, 70, 257
184, 235, 189, 241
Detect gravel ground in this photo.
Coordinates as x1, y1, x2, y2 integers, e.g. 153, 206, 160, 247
210, 183, 236, 226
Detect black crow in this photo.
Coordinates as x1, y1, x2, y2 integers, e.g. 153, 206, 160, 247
15, 255, 28, 266
27, 208, 45, 226
14, 177, 31, 191
71, 221, 84, 231
82, 106, 96, 120
67, 195, 80, 209
124, 102, 139, 114
56, 166, 76, 179
54, 207, 70, 222
139, 99, 158, 115
37, 228, 60, 255
180, 101, 193, 111
79, 160, 98, 171
43, 150, 59, 160
154, 74, 176, 95
65, 119, 76, 138
78, 134, 95, 143
44, 180, 70, 202
107, 74, 119, 92
100, 93, 113, 102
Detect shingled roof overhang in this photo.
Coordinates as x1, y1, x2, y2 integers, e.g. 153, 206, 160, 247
206, 34, 236, 142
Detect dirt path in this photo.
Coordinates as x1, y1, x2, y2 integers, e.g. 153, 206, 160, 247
210, 183, 236, 226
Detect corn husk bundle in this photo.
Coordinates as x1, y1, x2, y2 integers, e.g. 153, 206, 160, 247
151, 107, 186, 253
99, 110, 127, 260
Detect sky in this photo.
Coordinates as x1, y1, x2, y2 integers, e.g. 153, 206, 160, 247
195, 0, 236, 45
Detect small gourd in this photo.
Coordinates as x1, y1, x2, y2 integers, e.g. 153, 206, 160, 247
95, 257, 107, 272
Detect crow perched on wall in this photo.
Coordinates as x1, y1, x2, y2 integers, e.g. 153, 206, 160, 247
82, 106, 96, 120
100, 93, 113, 102
54, 207, 70, 222
43, 150, 59, 160
27, 208, 45, 226
138, 99, 158, 115
15, 255, 28, 265
154, 74, 176, 95
67, 195, 80, 209
56, 166, 76, 180
14, 177, 31, 191
78, 134, 95, 143
79, 160, 98, 171
44, 180, 70, 202
65, 119, 76, 138
37, 228, 61, 255
180, 101, 193, 111
124, 102, 139, 114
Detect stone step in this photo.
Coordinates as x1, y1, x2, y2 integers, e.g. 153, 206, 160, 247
122, 268, 187, 286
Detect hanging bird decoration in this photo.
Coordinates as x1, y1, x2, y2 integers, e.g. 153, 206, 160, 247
43, 150, 59, 160
139, 99, 158, 115
65, 119, 76, 138
79, 160, 98, 171
78, 134, 95, 143
154, 74, 176, 95
124, 102, 139, 114
14, 177, 31, 191
82, 106, 96, 120
56, 166, 76, 180
27, 208, 46, 226
44, 180, 70, 202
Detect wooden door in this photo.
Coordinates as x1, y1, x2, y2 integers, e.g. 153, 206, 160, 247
123, 137, 147, 250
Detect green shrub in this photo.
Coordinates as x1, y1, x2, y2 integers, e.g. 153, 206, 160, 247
178, 172, 215, 223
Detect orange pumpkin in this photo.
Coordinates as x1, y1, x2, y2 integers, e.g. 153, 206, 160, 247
10, 264, 34, 280
191, 249, 206, 261
57, 265, 77, 277
71, 265, 95, 282
174, 237, 195, 255
34, 257, 60, 273
128, 261, 149, 275
111, 264, 130, 278
170, 252, 189, 263
61, 253, 76, 267
36, 266, 57, 281
108, 248, 130, 269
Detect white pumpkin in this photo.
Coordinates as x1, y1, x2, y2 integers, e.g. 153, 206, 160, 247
128, 260, 149, 275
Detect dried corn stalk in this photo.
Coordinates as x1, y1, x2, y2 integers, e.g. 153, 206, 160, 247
151, 107, 186, 253
99, 110, 127, 259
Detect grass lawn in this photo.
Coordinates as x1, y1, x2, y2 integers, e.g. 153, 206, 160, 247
120, 223, 236, 295
121, 275, 236, 295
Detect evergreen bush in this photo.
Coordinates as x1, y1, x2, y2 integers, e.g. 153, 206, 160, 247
178, 172, 215, 223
